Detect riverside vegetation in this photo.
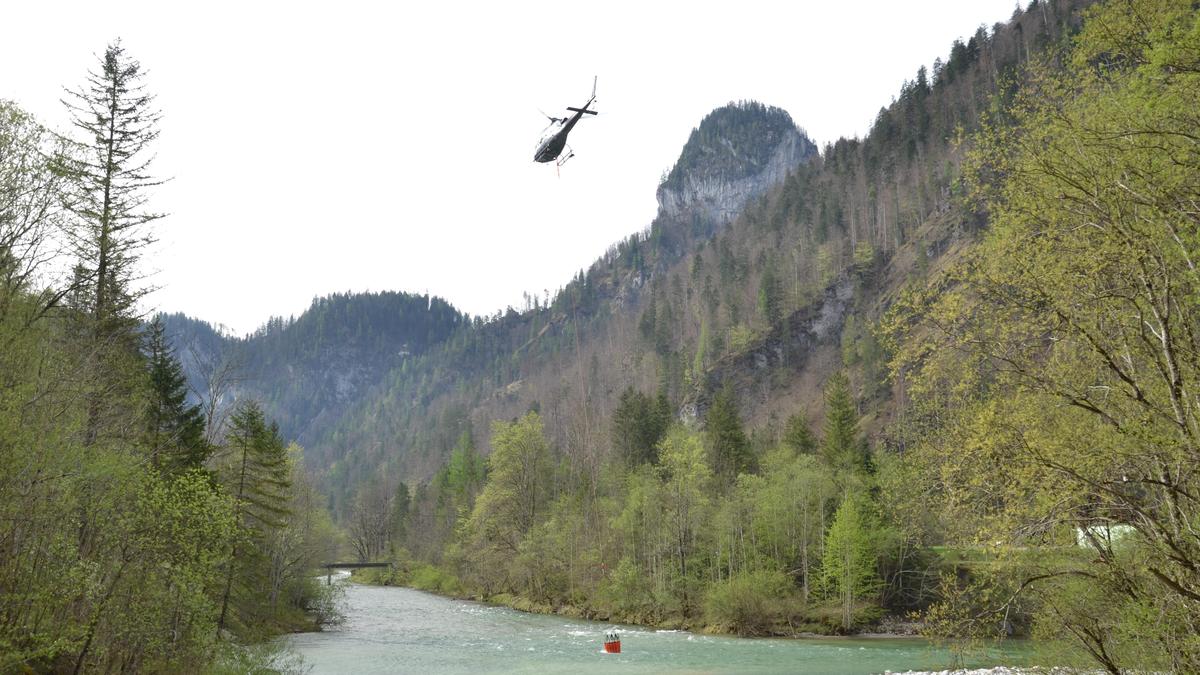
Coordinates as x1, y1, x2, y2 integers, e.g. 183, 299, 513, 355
0, 44, 340, 671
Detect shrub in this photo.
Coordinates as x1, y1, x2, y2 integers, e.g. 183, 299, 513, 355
703, 569, 792, 635
410, 565, 462, 595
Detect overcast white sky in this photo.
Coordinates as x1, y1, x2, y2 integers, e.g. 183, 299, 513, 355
3, 0, 1020, 335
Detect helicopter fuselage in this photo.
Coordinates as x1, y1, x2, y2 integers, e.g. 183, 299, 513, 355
533, 115, 583, 163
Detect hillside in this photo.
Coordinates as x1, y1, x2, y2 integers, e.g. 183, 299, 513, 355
166, 0, 1095, 516
289, 0, 1091, 513
161, 291, 466, 449
161, 0, 1096, 530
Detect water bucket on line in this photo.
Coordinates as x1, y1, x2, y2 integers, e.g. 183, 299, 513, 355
603, 629, 621, 654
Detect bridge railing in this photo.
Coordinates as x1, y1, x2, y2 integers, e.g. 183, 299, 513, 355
321, 561, 391, 584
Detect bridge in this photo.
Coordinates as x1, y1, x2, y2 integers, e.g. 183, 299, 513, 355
322, 561, 391, 584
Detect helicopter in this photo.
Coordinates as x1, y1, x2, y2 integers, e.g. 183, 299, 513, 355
534, 76, 598, 167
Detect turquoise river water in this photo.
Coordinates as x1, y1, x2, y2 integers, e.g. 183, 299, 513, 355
286, 576, 1027, 674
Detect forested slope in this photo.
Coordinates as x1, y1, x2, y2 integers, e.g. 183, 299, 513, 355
295, 0, 1093, 514
162, 291, 465, 449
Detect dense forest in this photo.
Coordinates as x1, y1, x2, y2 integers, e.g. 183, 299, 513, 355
160, 290, 465, 449
0, 44, 340, 671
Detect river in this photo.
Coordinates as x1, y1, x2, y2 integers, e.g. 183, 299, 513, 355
286, 577, 1026, 674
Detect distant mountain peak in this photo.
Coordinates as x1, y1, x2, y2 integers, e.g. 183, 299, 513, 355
656, 101, 816, 228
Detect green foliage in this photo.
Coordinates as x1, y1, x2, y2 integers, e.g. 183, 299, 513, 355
657, 427, 714, 613
409, 565, 463, 595
781, 414, 817, 455
144, 316, 210, 474
703, 569, 793, 635
599, 556, 658, 617
756, 258, 784, 330
444, 430, 485, 506
692, 318, 709, 381
821, 372, 868, 476
611, 387, 670, 467
57, 42, 163, 448
0, 56, 340, 672
391, 481, 411, 549
821, 495, 883, 631
0, 100, 64, 306
852, 241, 876, 273
203, 640, 307, 675
884, 0, 1200, 669
461, 412, 551, 593
216, 401, 292, 638
726, 323, 754, 353
755, 449, 837, 599
705, 386, 753, 486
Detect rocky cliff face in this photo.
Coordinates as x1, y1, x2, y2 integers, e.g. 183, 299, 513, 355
655, 103, 817, 233
679, 275, 854, 426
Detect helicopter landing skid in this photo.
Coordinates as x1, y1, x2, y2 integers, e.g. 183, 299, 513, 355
555, 148, 575, 177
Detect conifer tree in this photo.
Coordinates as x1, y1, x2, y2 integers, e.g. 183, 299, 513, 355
57, 40, 165, 445
445, 430, 485, 507
216, 401, 290, 638
782, 413, 817, 455
611, 387, 670, 467
705, 385, 752, 486
144, 316, 208, 474
822, 372, 867, 474
756, 259, 784, 330
653, 389, 673, 440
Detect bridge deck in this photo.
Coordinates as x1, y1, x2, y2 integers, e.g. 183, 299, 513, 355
323, 562, 391, 569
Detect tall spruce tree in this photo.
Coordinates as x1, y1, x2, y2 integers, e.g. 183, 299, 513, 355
756, 258, 784, 330
216, 401, 290, 638
705, 385, 752, 486
822, 372, 867, 474
611, 387, 671, 467
144, 316, 208, 474
57, 40, 164, 446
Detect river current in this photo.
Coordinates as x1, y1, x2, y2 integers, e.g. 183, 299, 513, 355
286, 576, 1023, 674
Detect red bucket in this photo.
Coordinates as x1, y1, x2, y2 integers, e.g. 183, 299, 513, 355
603, 630, 621, 653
